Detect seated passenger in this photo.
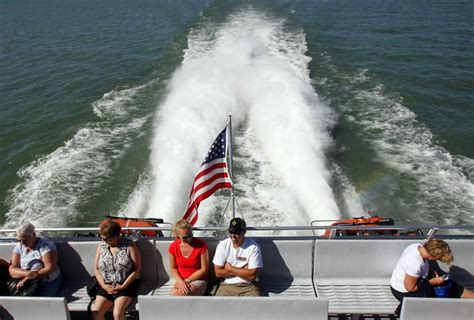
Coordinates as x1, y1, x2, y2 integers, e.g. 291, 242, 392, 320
9, 222, 63, 296
0, 258, 10, 295
92, 220, 141, 320
390, 238, 474, 315
168, 219, 209, 296
213, 218, 263, 296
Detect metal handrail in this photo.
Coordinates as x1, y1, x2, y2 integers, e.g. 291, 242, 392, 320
0, 224, 472, 233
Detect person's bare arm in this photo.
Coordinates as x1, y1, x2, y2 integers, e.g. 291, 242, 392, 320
187, 250, 209, 282
9, 252, 32, 279
224, 263, 260, 281
404, 273, 419, 292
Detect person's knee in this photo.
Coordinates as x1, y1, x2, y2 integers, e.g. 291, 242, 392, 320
170, 288, 185, 296
113, 297, 131, 319
112, 307, 124, 320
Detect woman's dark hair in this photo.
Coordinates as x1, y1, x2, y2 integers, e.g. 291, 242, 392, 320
99, 220, 121, 238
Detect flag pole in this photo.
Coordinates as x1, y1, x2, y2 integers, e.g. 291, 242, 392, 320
227, 115, 236, 219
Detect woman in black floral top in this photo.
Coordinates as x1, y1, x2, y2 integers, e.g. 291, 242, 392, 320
92, 220, 141, 320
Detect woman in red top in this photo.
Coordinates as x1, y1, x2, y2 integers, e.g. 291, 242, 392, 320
168, 220, 209, 295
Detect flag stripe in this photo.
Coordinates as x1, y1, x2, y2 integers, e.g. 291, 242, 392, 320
194, 161, 228, 182
193, 171, 230, 195
191, 176, 231, 205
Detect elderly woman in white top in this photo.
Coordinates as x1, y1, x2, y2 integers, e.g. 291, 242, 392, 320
9, 222, 63, 296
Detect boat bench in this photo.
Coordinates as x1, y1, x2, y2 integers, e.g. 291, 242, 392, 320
439, 240, 474, 291
0, 243, 15, 263
0, 297, 71, 320
56, 239, 159, 311
152, 237, 316, 297
138, 295, 328, 320
400, 297, 474, 320
313, 239, 419, 315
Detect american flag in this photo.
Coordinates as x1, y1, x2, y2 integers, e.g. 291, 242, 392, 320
182, 126, 233, 225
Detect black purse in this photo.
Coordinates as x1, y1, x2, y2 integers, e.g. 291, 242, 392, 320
87, 276, 100, 314
6, 278, 40, 296
417, 278, 433, 298
87, 276, 99, 298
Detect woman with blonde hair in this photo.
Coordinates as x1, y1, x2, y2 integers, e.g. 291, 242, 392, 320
168, 219, 209, 295
390, 238, 474, 315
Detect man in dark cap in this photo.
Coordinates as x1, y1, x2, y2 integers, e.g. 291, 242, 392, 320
212, 217, 263, 296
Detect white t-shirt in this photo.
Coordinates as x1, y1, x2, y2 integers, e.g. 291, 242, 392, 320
212, 237, 263, 284
390, 243, 429, 292
13, 237, 61, 283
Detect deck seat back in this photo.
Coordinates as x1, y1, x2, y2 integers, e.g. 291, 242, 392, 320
0, 243, 16, 265
400, 297, 474, 320
153, 238, 173, 294
138, 295, 328, 320
56, 240, 97, 283
255, 238, 315, 296
313, 239, 420, 284
135, 239, 158, 295
0, 297, 71, 320
444, 240, 474, 289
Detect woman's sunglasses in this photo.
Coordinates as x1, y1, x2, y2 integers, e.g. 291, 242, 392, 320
181, 232, 193, 240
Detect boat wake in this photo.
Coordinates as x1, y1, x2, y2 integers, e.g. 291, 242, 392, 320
3, 85, 150, 228
316, 64, 474, 226
124, 9, 343, 227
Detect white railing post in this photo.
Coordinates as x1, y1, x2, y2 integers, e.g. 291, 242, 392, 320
426, 228, 439, 240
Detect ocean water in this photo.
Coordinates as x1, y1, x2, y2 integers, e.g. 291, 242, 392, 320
1, 0, 473, 229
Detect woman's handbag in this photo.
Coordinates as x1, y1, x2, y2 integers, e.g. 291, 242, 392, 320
87, 276, 99, 298
6, 278, 40, 296
87, 276, 100, 313
417, 278, 433, 298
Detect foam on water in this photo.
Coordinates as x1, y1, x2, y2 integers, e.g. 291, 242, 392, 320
3, 85, 148, 228
343, 70, 474, 224
138, 10, 340, 227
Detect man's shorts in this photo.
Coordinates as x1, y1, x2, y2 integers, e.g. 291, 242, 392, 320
215, 282, 260, 296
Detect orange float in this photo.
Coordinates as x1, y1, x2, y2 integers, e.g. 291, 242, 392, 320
323, 216, 396, 237
102, 215, 164, 237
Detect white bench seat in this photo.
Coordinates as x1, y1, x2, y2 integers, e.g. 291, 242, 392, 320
400, 297, 474, 320
138, 295, 328, 320
313, 239, 420, 314
151, 238, 316, 297
58, 285, 90, 311
315, 284, 397, 313
262, 283, 315, 296
0, 297, 71, 320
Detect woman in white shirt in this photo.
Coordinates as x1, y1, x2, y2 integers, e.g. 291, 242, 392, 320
390, 239, 474, 315
9, 222, 63, 296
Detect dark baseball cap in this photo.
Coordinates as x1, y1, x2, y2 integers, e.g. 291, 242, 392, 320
228, 217, 246, 233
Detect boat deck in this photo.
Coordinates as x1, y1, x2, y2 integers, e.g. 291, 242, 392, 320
0, 225, 473, 319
